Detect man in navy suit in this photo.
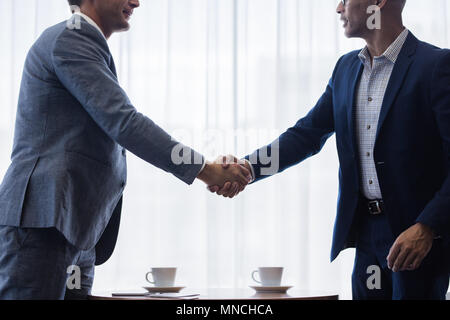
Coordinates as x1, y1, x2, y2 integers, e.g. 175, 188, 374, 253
0, 0, 251, 299
211, 0, 450, 299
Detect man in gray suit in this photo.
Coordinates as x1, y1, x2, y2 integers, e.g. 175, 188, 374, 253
0, 0, 251, 300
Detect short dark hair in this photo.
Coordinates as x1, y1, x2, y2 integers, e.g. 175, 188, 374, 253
67, 0, 82, 7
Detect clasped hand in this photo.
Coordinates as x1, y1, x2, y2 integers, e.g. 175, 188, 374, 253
198, 155, 252, 198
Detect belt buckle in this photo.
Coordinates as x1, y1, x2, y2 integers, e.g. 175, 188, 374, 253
368, 200, 383, 215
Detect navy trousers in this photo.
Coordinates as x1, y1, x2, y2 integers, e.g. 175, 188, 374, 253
352, 201, 449, 300
0, 226, 95, 300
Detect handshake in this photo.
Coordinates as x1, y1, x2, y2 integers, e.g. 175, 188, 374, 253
197, 155, 253, 198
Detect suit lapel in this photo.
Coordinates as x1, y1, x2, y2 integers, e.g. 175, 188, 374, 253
375, 33, 418, 141
109, 56, 118, 78
347, 59, 364, 155
79, 15, 118, 78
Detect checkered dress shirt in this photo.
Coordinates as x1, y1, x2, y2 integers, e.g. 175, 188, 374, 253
355, 28, 409, 200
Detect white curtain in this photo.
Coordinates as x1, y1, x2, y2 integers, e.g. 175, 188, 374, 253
0, 0, 448, 299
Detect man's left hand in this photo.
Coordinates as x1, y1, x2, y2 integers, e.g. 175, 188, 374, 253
387, 223, 435, 272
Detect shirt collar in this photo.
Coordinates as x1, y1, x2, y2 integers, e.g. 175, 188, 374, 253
358, 28, 409, 64
74, 12, 107, 41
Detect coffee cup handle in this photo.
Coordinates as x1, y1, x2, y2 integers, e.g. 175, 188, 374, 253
145, 271, 155, 284
251, 270, 261, 284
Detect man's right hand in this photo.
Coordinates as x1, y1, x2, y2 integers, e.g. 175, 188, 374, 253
197, 157, 252, 198
206, 155, 253, 198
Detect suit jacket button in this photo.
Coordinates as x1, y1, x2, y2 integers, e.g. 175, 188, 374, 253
121, 182, 126, 188
122, 149, 126, 156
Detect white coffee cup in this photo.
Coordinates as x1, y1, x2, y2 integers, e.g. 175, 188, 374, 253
251, 267, 284, 286
145, 267, 177, 287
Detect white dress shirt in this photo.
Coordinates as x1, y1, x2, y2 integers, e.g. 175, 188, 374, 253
73, 12, 107, 41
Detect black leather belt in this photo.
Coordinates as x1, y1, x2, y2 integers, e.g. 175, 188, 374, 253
366, 199, 385, 215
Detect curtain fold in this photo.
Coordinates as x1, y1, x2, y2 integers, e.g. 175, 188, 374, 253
0, 0, 448, 299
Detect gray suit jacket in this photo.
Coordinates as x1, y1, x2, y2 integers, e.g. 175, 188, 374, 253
0, 16, 204, 265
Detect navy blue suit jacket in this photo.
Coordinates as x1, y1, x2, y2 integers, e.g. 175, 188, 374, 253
246, 32, 450, 264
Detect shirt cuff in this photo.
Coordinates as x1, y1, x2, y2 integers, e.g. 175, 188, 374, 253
243, 159, 255, 183
198, 160, 207, 176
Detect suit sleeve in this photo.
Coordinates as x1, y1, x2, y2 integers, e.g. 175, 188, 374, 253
416, 50, 450, 238
244, 57, 342, 182
51, 29, 203, 185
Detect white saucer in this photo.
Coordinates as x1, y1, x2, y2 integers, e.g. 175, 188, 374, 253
143, 286, 186, 293
249, 285, 293, 293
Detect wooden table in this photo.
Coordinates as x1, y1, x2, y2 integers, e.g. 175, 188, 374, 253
89, 288, 338, 300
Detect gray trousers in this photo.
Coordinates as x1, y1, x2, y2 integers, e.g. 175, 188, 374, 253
0, 226, 95, 300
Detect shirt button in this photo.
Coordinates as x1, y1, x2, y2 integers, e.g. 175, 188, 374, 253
369, 180, 373, 185
367, 125, 371, 130
368, 97, 373, 102
366, 152, 371, 157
